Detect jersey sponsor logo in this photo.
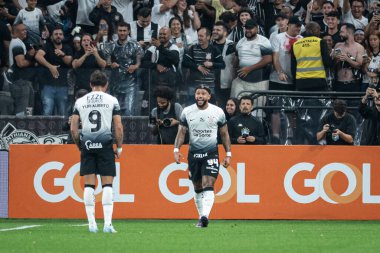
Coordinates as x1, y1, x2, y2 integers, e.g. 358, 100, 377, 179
85, 140, 103, 150
193, 152, 208, 158
192, 129, 212, 137
87, 94, 103, 104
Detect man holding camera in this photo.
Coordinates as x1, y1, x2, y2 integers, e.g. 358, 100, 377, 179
149, 86, 183, 144
228, 96, 266, 145
316, 99, 357, 145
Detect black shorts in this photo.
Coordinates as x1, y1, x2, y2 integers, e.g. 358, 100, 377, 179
188, 149, 220, 182
80, 148, 116, 176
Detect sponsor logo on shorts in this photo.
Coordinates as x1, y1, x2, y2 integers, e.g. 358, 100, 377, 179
193, 153, 208, 158
85, 140, 103, 150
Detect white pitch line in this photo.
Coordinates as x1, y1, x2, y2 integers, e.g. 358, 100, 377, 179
0, 225, 42, 232
71, 224, 88, 227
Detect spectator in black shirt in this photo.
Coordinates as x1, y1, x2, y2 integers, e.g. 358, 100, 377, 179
0, 19, 11, 68
359, 87, 380, 145
72, 33, 106, 93
89, 0, 124, 36
35, 26, 73, 116
141, 26, 180, 108
194, 0, 215, 31
228, 95, 267, 144
316, 99, 356, 145
8, 23, 35, 115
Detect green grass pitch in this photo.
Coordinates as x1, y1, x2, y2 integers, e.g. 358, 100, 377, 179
1, 219, 380, 253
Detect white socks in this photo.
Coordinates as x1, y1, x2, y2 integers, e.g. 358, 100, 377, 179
194, 189, 215, 218
84, 186, 96, 226
194, 192, 203, 218
102, 186, 114, 227
202, 190, 215, 218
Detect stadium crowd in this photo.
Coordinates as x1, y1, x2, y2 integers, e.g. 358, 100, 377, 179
0, 0, 380, 145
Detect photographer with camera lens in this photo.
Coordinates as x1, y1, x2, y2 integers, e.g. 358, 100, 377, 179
228, 95, 266, 145
316, 99, 357, 145
359, 87, 380, 145
149, 86, 183, 144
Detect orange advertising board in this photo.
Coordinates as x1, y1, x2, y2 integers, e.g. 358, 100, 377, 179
8, 145, 380, 219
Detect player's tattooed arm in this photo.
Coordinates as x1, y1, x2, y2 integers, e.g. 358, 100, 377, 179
219, 124, 231, 168
174, 125, 187, 163
174, 125, 187, 150
70, 114, 81, 150
113, 115, 124, 158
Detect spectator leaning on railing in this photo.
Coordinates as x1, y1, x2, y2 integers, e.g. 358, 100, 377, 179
359, 87, 380, 145
228, 95, 267, 145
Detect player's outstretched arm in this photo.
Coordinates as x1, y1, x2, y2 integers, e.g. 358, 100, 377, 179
113, 115, 123, 158
70, 114, 81, 150
219, 124, 231, 168
174, 125, 187, 163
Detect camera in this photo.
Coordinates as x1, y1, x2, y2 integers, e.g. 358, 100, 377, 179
334, 48, 342, 55
328, 124, 337, 133
162, 118, 172, 127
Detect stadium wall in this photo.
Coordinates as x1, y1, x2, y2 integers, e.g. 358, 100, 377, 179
7, 145, 380, 220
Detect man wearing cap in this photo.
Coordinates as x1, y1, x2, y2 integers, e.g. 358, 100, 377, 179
316, 99, 356, 145
231, 18, 272, 119
268, 13, 289, 40
173, 84, 231, 228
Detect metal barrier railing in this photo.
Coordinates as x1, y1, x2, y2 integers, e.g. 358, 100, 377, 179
235, 90, 366, 145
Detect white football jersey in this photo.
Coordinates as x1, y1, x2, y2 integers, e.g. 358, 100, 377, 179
73, 91, 120, 151
180, 103, 226, 152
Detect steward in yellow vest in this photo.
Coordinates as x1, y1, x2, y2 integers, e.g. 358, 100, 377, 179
291, 22, 333, 91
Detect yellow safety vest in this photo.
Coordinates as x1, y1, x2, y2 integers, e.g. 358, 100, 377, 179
293, 36, 326, 79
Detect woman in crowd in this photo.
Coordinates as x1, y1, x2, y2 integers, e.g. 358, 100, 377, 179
93, 18, 114, 44
362, 32, 380, 91
169, 16, 190, 77
72, 34, 106, 92
228, 7, 265, 43
172, 0, 201, 45
224, 98, 240, 121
